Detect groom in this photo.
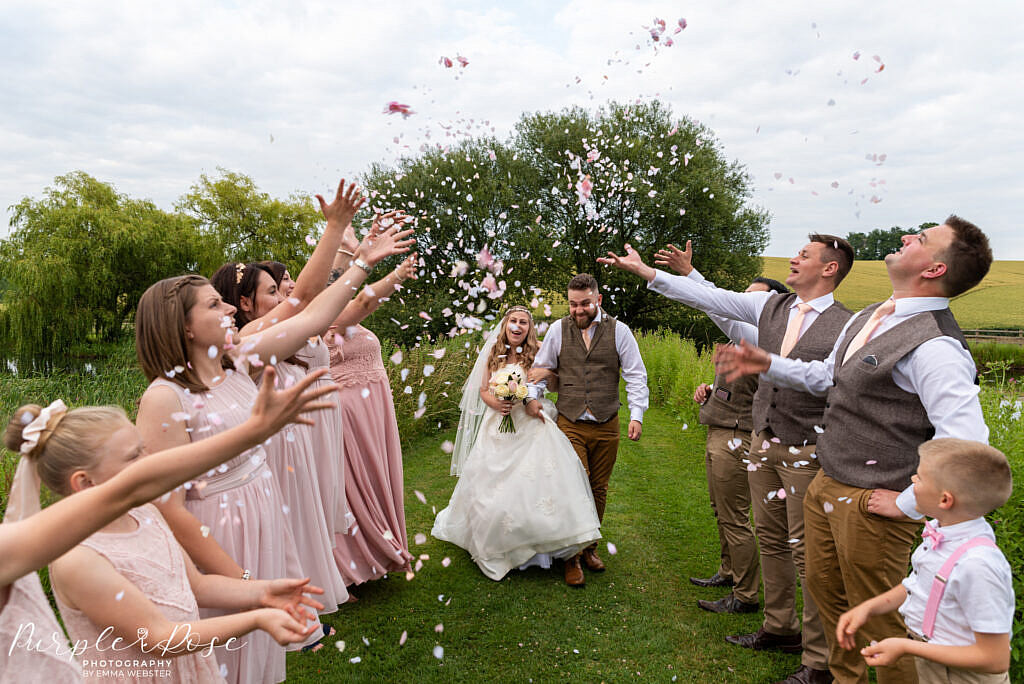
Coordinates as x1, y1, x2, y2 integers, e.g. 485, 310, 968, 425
526, 273, 649, 587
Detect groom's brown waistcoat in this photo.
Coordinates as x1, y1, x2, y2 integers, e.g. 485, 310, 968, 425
816, 305, 972, 491
556, 313, 621, 423
751, 293, 852, 445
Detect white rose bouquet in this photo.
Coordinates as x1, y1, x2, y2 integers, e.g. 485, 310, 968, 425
490, 364, 529, 433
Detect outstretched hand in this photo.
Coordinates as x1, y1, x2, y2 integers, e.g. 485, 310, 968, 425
316, 179, 365, 229
359, 223, 416, 266
259, 577, 325, 623
595, 243, 656, 281
250, 366, 338, 439
256, 608, 319, 646
713, 340, 771, 382
393, 252, 419, 282
654, 240, 694, 276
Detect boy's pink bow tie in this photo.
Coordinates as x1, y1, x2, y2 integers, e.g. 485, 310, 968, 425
921, 521, 944, 549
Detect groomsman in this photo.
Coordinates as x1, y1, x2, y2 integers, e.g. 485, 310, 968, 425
715, 217, 993, 684
600, 236, 855, 684
656, 244, 790, 613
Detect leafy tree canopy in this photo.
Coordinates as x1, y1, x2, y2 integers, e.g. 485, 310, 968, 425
361, 100, 770, 347
845, 222, 937, 260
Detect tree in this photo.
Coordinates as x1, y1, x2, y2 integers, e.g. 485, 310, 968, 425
176, 169, 322, 275
0, 172, 203, 364
360, 100, 770, 347
845, 223, 936, 260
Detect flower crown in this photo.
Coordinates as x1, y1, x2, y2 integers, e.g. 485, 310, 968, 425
504, 305, 533, 319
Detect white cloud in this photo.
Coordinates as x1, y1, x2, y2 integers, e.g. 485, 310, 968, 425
1, 0, 1021, 259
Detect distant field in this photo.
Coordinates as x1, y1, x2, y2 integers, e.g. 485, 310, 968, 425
762, 258, 1024, 329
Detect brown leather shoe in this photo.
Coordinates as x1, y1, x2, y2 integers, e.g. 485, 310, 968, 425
581, 548, 605, 572
775, 665, 833, 684
689, 571, 734, 588
564, 556, 585, 587
697, 594, 759, 614
725, 628, 802, 654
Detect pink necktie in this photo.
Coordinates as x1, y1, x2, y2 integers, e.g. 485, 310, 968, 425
842, 298, 896, 365
779, 303, 813, 358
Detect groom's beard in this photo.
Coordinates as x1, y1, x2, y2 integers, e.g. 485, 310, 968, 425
574, 311, 597, 329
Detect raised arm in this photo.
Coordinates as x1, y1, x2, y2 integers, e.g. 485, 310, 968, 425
237, 225, 414, 365
239, 180, 365, 335
599, 243, 769, 325
0, 368, 335, 587
330, 252, 418, 331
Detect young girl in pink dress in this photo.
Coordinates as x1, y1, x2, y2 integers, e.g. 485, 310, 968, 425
325, 222, 418, 588
134, 214, 411, 682
1, 370, 333, 682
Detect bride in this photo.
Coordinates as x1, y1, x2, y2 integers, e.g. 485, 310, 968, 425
432, 305, 602, 582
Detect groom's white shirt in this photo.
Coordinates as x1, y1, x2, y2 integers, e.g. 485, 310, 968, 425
529, 308, 649, 423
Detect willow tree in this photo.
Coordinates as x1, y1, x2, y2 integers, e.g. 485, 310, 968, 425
361, 100, 770, 347
0, 172, 202, 365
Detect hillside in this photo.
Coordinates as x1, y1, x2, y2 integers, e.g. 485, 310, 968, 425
761, 257, 1024, 329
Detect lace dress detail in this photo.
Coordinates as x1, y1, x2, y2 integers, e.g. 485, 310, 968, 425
327, 326, 388, 388
54, 505, 224, 683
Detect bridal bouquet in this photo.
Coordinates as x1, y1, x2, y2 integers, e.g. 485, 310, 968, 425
491, 364, 529, 433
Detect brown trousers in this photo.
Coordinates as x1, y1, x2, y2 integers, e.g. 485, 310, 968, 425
704, 426, 760, 604
749, 430, 829, 670
804, 471, 922, 684
557, 414, 619, 551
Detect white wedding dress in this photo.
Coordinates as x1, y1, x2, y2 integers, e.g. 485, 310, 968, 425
432, 366, 602, 581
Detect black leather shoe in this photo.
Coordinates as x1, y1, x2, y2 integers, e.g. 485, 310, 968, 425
725, 628, 802, 654
775, 665, 833, 684
698, 594, 759, 614
689, 572, 734, 588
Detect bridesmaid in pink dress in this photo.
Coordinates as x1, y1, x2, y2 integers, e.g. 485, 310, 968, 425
134, 220, 411, 682
0, 371, 332, 681
261, 262, 348, 550
325, 232, 419, 587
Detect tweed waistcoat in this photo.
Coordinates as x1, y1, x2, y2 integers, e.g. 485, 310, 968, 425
751, 293, 853, 444
816, 304, 972, 491
699, 373, 758, 433
555, 313, 621, 423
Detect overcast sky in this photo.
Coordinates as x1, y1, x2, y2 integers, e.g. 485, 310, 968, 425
2, 0, 1022, 258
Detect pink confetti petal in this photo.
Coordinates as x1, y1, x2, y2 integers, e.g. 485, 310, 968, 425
399, 630, 408, 645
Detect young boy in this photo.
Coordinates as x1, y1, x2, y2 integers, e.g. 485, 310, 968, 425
835, 438, 1013, 682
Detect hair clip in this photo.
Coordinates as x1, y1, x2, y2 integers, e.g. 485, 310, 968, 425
235, 263, 246, 284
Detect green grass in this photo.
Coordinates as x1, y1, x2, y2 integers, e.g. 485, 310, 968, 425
2, 332, 1022, 681
762, 257, 1024, 329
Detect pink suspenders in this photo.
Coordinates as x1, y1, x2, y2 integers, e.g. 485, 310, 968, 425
921, 536, 997, 640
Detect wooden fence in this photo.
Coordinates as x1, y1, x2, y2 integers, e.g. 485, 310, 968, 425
963, 329, 1024, 346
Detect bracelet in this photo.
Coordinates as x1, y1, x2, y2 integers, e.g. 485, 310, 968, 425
353, 258, 373, 274
337, 248, 355, 257
241, 569, 251, 581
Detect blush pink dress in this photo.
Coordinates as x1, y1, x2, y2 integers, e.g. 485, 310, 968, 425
294, 338, 349, 538
54, 505, 225, 683
150, 368, 316, 683
260, 354, 348, 612
327, 325, 413, 584
0, 572, 83, 683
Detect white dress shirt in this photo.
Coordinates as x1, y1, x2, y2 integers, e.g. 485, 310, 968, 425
687, 269, 759, 345
529, 308, 649, 423
646, 268, 836, 343
899, 517, 1013, 646
763, 296, 988, 444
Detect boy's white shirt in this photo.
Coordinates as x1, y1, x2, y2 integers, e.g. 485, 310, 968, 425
899, 516, 1013, 647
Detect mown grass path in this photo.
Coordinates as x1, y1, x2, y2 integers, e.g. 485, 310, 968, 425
289, 406, 799, 683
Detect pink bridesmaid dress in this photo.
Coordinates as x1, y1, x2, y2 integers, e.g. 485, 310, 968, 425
1, 572, 83, 683
260, 354, 348, 612
54, 505, 225, 684
293, 338, 349, 540
150, 368, 317, 684
327, 325, 413, 584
